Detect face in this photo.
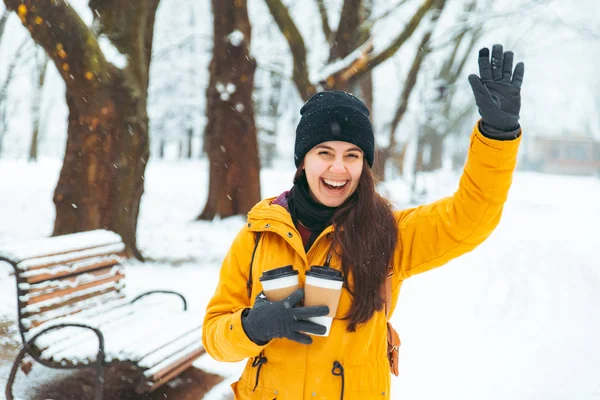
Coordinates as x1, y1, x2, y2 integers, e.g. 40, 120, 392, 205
302, 141, 364, 207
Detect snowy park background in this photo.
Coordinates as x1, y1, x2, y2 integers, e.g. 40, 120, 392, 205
1, 160, 600, 399
1, 0, 600, 398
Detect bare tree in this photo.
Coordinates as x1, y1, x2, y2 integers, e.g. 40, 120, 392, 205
4, 0, 161, 259
255, 59, 284, 168
265, 0, 437, 101
0, 8, 10, 40
29, 47, 48, 162
0, 38, 31, 156
416, 0, 484, 172
198, 0, 260, 220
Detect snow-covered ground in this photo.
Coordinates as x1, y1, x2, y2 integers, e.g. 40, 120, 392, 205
1, 158, 599, 399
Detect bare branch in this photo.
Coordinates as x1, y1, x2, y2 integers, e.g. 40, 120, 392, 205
389, 0, 448, 150
428, 0, 551, 51
0, 8, 10, 39
1, 38, 34, 99
329, 0, 362, 62
332, 0, 436, 88
90, 0, 161, 91
0, 37, 31, 153
315, 0, 333, 42
263, 0, 315, 100
450, 30, 480, 82
438, 1, 476, 79
360, 0, 411, 31
4, 0, 111, 93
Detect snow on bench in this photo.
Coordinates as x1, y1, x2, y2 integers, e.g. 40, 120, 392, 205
2, 229, 207, 399
0, 229, 124, 264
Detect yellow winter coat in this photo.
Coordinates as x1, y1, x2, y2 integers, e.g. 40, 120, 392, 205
202, 124, 521, 399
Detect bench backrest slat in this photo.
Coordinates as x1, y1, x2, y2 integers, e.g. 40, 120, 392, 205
20, 255, 121, 284
7, 230, 128, 337
17, 243, 125, 272
21, 267, 124, 307
20, 265, 122, 295
22, 288, 126, 330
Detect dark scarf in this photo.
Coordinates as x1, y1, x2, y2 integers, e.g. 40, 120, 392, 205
287, 174, 337, 238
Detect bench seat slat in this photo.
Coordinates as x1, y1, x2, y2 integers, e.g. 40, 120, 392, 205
42, 310, 203, 364
45, 311, 196, 362
2, 229, 123, 265
143, 344, 205, 380
137, 326, 203, 368
38, 301, 179, 357
141, 348, 206, 393
30, 297, 169, 348
105, 313, 202, 363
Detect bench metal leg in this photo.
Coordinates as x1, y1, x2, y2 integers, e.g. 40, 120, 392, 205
5, 343, 30, 400
5, 323, 106, 400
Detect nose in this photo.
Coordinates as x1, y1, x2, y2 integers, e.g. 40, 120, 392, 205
329, 158, 346, 173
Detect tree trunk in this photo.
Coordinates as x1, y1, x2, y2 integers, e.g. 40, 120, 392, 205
0, 9, 10, 43
421, 131, 444, 171
328, 0, 362, 63
53, 74, 149, 260
0, 38, 29, 157
187, 127, 193, 159
198, 0, 260, 220
159, 138, 166, 159
5, 0, 161, 259
29, 52, 48, 162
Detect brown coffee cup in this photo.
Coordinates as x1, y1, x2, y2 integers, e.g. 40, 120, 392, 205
259, 265, 300, 301
303, 266, 344, 336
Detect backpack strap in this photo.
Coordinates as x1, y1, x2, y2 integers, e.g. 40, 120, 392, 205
246, 232, 262, 298
385, 267, 393, 318
384, 266, 401, 376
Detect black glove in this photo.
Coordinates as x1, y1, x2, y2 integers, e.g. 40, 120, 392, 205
241, 288, 329, 345
468, 44, 524, 132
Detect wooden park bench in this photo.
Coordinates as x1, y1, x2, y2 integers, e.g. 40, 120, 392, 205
1, 229, 206, 399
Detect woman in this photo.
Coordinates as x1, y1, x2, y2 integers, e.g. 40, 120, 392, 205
202, 44, 524, 399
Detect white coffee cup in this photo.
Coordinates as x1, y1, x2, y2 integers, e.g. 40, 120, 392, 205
303, 266, 344, 336
259, 265, 300, 301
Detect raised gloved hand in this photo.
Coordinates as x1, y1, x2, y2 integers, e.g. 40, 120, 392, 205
468, 44, 524, 132
241, 288, 329, 345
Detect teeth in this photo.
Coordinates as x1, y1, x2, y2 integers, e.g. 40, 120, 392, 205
323, 179, 347, 187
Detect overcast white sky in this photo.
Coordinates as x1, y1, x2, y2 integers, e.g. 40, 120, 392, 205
0, 0, 598, 159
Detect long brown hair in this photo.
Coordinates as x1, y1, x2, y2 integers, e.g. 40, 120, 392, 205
294, 160, 398, 331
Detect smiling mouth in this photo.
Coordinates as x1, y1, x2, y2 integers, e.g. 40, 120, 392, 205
321, 178, 348, 190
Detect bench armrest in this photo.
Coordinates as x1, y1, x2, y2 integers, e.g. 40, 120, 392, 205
130, 290, 188, 311
6, 323, 106, 400
28, 323, 106, 363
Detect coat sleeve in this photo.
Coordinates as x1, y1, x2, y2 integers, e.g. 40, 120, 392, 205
202, 225, 268, 362
394, 122, 521, 279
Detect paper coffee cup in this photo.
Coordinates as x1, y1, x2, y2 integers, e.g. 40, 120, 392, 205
304, 266, 344, 337
259, 265, 299, 301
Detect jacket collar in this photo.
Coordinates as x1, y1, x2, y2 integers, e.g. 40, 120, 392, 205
247, 196, 335, 263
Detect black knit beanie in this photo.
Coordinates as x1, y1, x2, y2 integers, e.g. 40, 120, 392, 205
294, 91, 375, 168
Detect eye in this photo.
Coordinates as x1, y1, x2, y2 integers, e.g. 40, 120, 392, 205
346, 153, 360, 158
318, 151, 332, 156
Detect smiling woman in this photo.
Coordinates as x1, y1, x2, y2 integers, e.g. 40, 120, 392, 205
203, 45, 524, 400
